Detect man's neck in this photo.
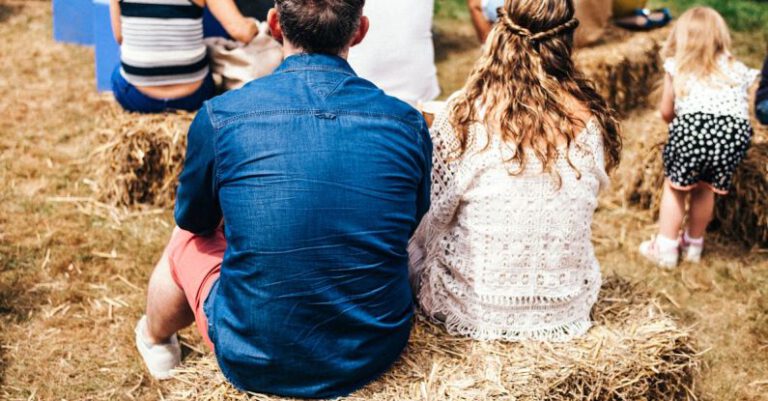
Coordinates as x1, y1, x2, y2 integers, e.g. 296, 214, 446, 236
282, 41, 349, 60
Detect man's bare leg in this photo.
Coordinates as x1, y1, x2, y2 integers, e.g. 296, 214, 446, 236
145, 254, 195, 344
135, 249, 193, 379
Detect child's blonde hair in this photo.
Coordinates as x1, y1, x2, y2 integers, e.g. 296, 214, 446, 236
663, 7, 733, 95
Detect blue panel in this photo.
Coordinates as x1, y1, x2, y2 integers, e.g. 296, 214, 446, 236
203, 7, 230, 38
93, 0, 120, 92
53, 0, 94, 45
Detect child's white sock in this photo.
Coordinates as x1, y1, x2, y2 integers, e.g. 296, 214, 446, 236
656, 234, 679, 252
683, 231, 704, 246
639, 234, 680, 268
682, 231, 704, 263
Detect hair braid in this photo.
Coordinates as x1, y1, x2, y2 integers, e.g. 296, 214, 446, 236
449, 0, 622, 183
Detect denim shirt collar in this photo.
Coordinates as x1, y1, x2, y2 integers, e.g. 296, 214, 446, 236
275, 53, 357, 76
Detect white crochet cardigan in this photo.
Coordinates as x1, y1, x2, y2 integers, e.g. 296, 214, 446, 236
409, 109, 610, 342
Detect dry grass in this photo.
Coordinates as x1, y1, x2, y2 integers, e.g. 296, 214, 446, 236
714, 141, 768, 248
167, 276, 699, 401
1, 2, 767, 401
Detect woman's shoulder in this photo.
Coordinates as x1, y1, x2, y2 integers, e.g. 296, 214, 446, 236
573, 117, 605, 155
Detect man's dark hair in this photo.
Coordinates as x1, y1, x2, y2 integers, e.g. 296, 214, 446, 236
276, 0, 365, 55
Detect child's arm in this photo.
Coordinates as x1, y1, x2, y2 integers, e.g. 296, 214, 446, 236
109, 0, 122, 45
660, 72, 676, 123
467, 0, 493, 43
197, 0, 259, 44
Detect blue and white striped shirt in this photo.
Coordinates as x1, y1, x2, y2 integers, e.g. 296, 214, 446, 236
119, 0, 209, 86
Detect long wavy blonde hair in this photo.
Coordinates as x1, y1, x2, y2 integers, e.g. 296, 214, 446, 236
449, 0, 621, 181
662, 7, 733, 96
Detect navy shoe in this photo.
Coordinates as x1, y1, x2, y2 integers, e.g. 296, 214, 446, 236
615, 8, 672, 31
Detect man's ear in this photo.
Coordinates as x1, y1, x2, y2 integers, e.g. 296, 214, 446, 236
350, 15, 369, 48
267, 8, 283, 43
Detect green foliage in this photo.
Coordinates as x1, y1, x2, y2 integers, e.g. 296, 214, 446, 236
437, 0, 767, 33
650, 0, 768, 33
435, 0, 469, 19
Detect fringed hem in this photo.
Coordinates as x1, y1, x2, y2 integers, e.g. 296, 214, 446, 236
423, 308, 594, 343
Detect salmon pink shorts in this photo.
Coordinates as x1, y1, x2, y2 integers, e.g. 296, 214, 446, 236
164, 227, 226, 351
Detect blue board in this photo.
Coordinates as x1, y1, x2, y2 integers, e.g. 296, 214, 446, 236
53, 0, 94, 45
93, 0, 120, 92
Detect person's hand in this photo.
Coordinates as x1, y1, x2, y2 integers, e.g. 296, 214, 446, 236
232, 18, 259, 44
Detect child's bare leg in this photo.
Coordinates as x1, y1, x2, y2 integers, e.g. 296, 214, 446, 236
686, 184, 716, 238
145, 255, 195, 344
658, 180, 687, 240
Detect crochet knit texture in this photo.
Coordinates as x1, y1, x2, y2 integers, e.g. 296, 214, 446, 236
410, 109, 610, 342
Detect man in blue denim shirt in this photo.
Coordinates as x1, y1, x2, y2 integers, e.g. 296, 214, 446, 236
133, 0, 432, 398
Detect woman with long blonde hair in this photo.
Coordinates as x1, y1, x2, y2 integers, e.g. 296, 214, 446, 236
639, 7, 759, 268
409, 0, 621, 341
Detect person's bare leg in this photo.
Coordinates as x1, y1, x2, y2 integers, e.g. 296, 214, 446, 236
658, 180, 688, 240
686, 185, 716, 239
145, 254, 194, 344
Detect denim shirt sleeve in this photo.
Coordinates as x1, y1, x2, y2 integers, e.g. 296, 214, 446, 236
174, 103, 222, 235
757, 56, 768, 104
415, 119, 433, 231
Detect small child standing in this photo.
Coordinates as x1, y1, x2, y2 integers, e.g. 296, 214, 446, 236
640, 7, 760, 268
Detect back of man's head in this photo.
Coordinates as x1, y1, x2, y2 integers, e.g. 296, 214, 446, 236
276, 0, 366, 55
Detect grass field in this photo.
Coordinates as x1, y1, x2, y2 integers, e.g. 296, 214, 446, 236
0, 1, 767, 400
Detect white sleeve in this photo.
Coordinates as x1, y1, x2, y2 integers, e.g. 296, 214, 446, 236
663, 58, 676, 77
731, 60, 760, 87
579, 122, 611, 192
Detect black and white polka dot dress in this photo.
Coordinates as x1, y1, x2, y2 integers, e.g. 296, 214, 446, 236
662, 56, 760, 194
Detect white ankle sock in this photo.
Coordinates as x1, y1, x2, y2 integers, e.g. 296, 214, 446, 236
656, 234, 679, 252
684, 232, 704, 246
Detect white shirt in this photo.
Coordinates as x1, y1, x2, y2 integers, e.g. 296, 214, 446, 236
348, 0, 440, 106
409, 107, 609, 342
664, 55, 760, 120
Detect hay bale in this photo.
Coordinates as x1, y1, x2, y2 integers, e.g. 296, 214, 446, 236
166, 276, 699, 401
576, 28, 669, 116
90, 27, 669, 207
90, 110, 193, 207
618, 107, 768, 247
616, 108, 668, 213
714, 141, 768, 248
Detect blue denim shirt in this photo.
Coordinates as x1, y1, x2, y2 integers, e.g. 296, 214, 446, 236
174, 54, 432, 398
756, 56, 768, 125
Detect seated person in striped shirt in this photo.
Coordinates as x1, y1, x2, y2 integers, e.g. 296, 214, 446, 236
109, 0, 259, 113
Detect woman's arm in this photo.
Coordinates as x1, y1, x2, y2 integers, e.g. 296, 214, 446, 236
201, 0, 259, 44
109, 0, 122, 45
660, 72, 676, 123
467, 0, 493, 43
